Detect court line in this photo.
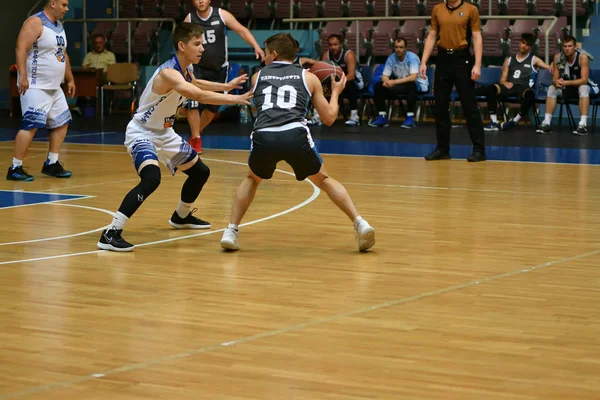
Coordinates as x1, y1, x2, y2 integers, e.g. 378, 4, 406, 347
35, 178, 141, 192
0, 204, 114, 247
0, 196, 95, 211
32, 131, 121, 141
0, 158, 320, 265
1, 246, 598, 400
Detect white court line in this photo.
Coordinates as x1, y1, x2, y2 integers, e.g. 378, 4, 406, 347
32, 131, 121, 141
0, 189, 96, 197
0, 196, 94, 211
0, 204, 114, 247
0, 158, 320, 265
1, 246, 599, 400
35, 178, 141, 193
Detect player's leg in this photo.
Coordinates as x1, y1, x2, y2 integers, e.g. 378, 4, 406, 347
168, 154, 212, 229
343, 82, 360, 126
500, 85, 529, 131
538, 85, 559, 133
97, 140, 161, 252
187, 103, 203, 153
42, 90, 73, 177
368, 81, 391, 127
575, 85, 590, 135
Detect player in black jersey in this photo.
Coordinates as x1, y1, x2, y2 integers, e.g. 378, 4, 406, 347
476, 33, 551, 131
220, 33, 375, 253
184, 0, 264, 153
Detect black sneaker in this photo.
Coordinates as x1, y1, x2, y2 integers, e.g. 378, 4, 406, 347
41, 161, 72, 178
97, 228, 134, 252
6, 166, 34, 181
573, 124, 588, 136
536, 122, 552, 134
169, 208, 211, 229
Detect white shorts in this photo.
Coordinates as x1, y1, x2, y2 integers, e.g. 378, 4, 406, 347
20, 88, 71, 130
125, 119, 197, 175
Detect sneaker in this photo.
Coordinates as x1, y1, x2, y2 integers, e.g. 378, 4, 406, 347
307, 116, 322, 126
368, 115, 389, 127
188, 136, 203, 154
345, 117, 360, 126
400, 116, 415, 129
6, 166, 34, 181
501, 120, 518, 131
536, 122, 552, 134
220, 227, 240, 251
41, 161, 72, 178
573, 124, 588, 136
169, 208, 211, 229
97, 228, 134, 252
354, 219, 375, 252
484, 122, 500, 131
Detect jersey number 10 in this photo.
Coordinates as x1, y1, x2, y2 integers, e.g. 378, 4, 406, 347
261, 85, 298, 110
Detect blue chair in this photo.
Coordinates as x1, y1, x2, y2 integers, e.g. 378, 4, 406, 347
589, 69, 600, 133
417, 66, 435, 122
360, 64, 384, 123
227, 63, 242, 94
358, 64, 374, 122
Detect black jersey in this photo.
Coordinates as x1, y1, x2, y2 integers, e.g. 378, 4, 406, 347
190, 7, 227, 71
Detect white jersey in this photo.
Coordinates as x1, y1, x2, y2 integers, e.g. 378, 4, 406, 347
19, 11, 67, 90
133, 56, 194, 131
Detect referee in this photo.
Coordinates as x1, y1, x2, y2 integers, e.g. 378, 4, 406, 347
419, 0, 486, 162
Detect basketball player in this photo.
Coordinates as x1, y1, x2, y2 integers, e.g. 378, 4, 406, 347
184, 0, 265, 154
97, 23, 252, 252
220, 33, 375, 252
7, 0, 75, 182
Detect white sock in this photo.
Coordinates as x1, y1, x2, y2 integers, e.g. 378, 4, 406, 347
353, 216, 364, 229
110, 211, 129, 231
350, 110, 358, 119
228, 223, 239, 231
544, 113, 552, 125
47, 152, 59, 165
407, 112, 414, 117
513, 113, 522, 123
176, 200, 192, 218
580, 116, 587, 126
12, 158, 22, 169
490, 113, 498, 123
378, 111, 387, 117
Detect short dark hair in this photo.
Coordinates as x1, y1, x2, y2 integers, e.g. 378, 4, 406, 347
563, 35, 577, 46
520, 33, 535, 47
93, 33, 106, 42
394, 37, 407, 47
328, 34, 343, 43
264, 33, 297, 61
172, 22, 204, 50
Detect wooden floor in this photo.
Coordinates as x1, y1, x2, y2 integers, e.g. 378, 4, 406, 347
1, 142, 599, 399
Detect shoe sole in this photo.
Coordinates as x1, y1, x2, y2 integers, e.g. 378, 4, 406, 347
425, 155, 451, 161
368, 123, 389, 127
220, 239, 240, 251
7, 176, 34, 181
168, 220, 211, 229
400, 125, 414, 129
484, 128, 499, 131
358, 227, 375, 252
42, 172, 72, 178
97, 242, 134, 252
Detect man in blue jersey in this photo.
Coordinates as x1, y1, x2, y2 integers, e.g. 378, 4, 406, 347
97, 23, 251, 252
369, 37, 428, 129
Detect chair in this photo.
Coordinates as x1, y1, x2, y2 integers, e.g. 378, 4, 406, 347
416, 66, 435, 122
360, 63, 384, 122
101, 63, 138, 117
590, 70, 600, 133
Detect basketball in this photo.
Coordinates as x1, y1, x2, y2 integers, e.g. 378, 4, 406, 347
309, 61, 345, 96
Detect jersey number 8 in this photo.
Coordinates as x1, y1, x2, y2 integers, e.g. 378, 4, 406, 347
261, 85, 298, 110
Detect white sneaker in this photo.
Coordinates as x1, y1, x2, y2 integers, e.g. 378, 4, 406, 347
307, 116, 322, 126
220, 227, 240, 251
345, 117, 360, 126
354, 219, 375, 252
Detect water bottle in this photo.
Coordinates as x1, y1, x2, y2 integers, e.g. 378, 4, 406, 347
239, 105, 249, 124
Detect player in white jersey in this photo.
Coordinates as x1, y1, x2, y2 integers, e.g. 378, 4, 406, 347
7, 0, 76, 181
97, 23, 251, 252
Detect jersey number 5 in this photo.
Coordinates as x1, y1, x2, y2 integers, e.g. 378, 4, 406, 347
202, 30, 216, 44
261, 85, 298, 110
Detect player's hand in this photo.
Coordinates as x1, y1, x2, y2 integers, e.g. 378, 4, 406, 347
235, 91, 253, 105
255, 47, 265, 61
383, 80, 394, 88
471, 64, 481, 81
419, 63, 427, 80
555, 78, 565, 88
18, 75, 29, 96
503, 82, 514, 89
66, 80, 76, 98
228, 74, 248, 91
331, 73, 347, 94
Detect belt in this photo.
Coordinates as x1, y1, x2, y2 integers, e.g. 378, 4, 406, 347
438, 46, 468, 55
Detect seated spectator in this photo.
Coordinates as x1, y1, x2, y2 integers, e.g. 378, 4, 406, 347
476, 33, 551, 131
537, 36, 599, 135
368, 37, 429, 129
82, 34, 116, 72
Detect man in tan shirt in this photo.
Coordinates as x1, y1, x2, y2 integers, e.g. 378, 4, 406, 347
419, 0, 486, 162
82, 34, 115, 72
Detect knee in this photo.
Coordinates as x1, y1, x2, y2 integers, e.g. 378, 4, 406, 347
523, 89, 535, 101
578, 85, 590, 98
547, 85, 558, 98
139, 164, 161, 195
183, 160, 210, 184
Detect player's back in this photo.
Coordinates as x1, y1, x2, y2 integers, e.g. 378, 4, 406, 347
132, 56, 193, 131
21, 11, 68, 90
253, 62, 311, 130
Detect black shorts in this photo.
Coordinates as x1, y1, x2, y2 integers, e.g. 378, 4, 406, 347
249, 126, 323, 181
188, 65, 228, 113
498, 84, 531, 99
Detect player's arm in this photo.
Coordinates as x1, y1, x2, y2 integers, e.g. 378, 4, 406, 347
300, 57, 318, 67
193, 74, 248, 92
345, 51, 357, 81
552, 53, 561, 85
64, 53, 76, 98
533, 56, 552, 73
159, 68, 251, 105
320, 51, 328, 61
565, 54, 589, 87
15, 16, 42, 94
183, 13, 191, 22
499, 57, 510, 86
306, 71, 345, 126
221, 10, 265, 60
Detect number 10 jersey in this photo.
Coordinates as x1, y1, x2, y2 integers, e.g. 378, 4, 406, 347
252, 62, 311, 131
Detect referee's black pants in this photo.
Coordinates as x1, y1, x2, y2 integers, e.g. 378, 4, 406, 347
434, 49, 485, 154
